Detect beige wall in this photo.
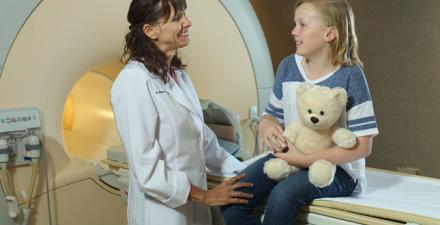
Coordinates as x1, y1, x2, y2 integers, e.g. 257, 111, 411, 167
251, 0, 440, 178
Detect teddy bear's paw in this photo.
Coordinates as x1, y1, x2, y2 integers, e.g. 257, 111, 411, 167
263, 158, 297, 181
308, 159, 336, 188
332, 128, 357, 149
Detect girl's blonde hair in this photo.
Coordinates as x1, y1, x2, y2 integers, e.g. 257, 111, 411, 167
295, 0, 363, 67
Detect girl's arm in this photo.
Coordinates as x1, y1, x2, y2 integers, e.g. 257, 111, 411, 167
274, 136, 372, 168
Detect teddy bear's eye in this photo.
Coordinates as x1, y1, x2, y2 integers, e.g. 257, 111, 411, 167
308, 109, 312, 114
320, 111, 324, 116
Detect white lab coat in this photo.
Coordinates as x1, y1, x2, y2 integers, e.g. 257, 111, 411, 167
111, 60, 246, 225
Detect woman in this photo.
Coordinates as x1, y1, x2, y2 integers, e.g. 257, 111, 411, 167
111, 0, 253, 224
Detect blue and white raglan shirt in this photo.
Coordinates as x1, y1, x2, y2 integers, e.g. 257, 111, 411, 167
264, 54, 379, 194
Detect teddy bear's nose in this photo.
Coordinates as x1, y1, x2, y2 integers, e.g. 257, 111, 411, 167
311, 117, 319, 124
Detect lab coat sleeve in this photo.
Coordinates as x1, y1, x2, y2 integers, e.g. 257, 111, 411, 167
111, 69, 190, 208
203, 124, 246, 176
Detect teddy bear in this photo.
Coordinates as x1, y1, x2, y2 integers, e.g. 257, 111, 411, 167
263, 82, 357, 188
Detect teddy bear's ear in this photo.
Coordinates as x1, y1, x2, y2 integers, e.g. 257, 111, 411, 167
332, 87, 348, 106
297, 82, 313, 95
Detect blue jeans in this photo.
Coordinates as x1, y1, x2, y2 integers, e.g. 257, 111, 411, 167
221, 154, 357, 225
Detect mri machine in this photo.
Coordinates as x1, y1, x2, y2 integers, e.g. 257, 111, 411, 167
0, 0, 272, 224
1, 0, 440, 225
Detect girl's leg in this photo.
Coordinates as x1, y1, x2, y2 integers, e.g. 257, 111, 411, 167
263, 166, 356, 225
221, 154, 278, 225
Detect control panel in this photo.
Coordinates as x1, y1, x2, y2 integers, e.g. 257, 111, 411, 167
0, 107, 42, 166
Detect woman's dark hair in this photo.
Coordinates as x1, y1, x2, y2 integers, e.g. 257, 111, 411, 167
121, 0, 187, 83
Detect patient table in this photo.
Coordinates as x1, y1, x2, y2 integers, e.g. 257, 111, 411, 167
207, 154, 440, 225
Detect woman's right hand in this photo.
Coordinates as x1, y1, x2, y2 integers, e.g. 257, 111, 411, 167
258, 115, 286, 152
190, 174, 253, 206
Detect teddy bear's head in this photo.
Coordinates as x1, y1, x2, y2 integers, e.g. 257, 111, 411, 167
296, 83, 348, 130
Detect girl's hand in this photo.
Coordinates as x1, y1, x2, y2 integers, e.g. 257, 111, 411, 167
258, 115, 286, 152
192, 174, 253, 206
273, 138, 310, 168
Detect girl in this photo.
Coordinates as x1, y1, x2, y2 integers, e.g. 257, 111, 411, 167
222, 0, 378, 224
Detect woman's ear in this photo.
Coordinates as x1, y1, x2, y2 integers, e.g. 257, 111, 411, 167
324, 26, 338, 42
143, 24, 159, 40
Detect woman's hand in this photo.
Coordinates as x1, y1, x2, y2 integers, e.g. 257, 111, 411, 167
258, 115, 286, 152
190, 174, 253, 206
273, 138, 310, 168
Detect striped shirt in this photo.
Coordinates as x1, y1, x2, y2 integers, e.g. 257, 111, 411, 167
264, 54, 379, 194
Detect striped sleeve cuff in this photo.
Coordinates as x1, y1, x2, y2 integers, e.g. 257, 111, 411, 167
347, 101, 378, 137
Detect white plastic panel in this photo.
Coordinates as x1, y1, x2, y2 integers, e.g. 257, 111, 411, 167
219, 0, 274, 115
0, 0, 40, 75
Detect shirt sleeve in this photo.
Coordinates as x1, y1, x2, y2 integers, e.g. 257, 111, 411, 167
111, 68, 190, 208
202, 124, 246, 176
262, 59, 288, 123
346, 66, 379, 137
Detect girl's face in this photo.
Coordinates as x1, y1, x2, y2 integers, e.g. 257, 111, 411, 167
154, 4, 192, 55
291, 3, 331, 59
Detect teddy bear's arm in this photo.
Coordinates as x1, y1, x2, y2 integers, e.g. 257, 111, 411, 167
283, 122, 301, 143
330, 127, 357, 149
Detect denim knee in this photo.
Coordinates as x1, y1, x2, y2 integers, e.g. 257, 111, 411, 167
263, 172, 313, 225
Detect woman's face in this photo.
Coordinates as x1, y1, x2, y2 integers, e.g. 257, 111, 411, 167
291, 3, 329, 58
154, 4, 192, 55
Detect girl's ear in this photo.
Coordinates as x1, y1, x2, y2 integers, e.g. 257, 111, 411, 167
143, 24, 159, 40
324, 26, 338, 42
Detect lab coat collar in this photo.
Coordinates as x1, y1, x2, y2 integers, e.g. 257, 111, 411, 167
132, 60, 202, 119
167, 70, 202, 119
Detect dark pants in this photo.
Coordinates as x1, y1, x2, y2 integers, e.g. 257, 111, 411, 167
221, 154, 357, 225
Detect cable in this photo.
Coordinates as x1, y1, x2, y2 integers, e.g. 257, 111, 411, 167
42, 145, 53, 225
23, 160, 38, 209
6, 169, 13, 195
0, 164, 10, 196
0, 139, 11, 196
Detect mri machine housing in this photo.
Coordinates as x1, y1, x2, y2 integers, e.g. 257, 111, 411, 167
0, 0, 273, 224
